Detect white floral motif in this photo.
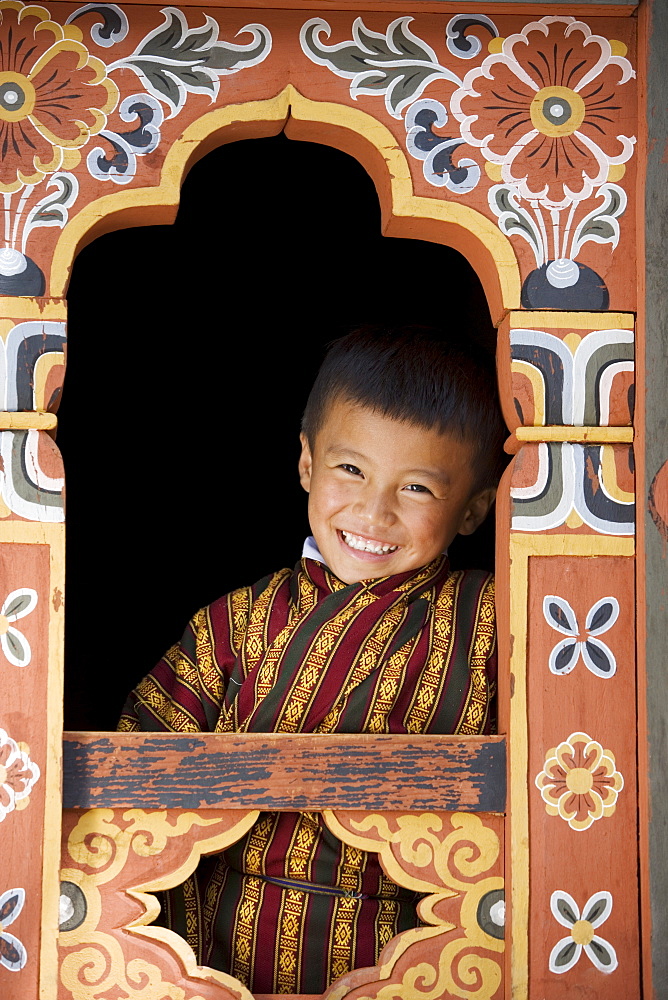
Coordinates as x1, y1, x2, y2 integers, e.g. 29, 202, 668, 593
550, 889, 617, 974
543, 594, 619, 677
0, 588, 37, 666
0, 729, 40, 822
0, 887, 27, 971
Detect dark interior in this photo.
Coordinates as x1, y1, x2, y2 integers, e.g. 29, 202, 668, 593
60, 132, 497, 731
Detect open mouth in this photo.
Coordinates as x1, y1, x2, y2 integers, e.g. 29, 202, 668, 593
340, 530, 399, 555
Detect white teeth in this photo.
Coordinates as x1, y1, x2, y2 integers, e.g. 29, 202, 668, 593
341, 531, 398, 555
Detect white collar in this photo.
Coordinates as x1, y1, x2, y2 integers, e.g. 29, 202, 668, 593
302, 535, 326, 565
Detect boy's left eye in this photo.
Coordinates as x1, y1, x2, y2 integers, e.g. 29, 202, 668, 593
404, 483, 431, 494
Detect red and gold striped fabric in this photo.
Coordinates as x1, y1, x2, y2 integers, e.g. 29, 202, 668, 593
119, 555, 496, 993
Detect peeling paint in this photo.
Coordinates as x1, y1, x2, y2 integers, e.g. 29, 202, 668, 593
62, 734, 507, 813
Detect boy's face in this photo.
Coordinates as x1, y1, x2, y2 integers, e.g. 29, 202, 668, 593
298, 399, 496, 584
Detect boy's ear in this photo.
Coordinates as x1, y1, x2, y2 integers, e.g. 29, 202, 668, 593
298, 433, 313, 493
458, 487, 496, 536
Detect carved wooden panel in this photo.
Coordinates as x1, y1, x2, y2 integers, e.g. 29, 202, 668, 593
0, 303, 66, 999
0, 4, 638, 320
496, 308, 638, 998
58, 806, 504, 1000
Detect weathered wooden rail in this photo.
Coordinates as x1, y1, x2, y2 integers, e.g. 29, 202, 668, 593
62, 732, 506, 812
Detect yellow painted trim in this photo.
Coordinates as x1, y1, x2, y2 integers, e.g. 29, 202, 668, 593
510, 359, 546, 425
51, 90, 293, 294
288, 89, 520, 312
509, 310, 635, 330
0, 521, 64, 545
508, 536, 529, 1000
0, 298, 66, 321
508, 530, 634, 998
127, 812, 259, 1000
510, 531, 635, 558
515, 426, 633, 443
600, 445, 635, 503
51, 86, 521, 313
0, 412, 58, 430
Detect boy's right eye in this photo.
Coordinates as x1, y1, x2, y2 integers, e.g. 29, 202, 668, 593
338, 463, 362, 476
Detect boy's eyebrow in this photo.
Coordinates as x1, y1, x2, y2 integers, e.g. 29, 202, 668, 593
325, 445, 368, 462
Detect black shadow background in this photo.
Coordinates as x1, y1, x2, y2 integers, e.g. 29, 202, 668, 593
59, 133, 496, 731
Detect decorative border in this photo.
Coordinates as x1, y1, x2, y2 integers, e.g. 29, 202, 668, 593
0, 2, 272, 295
300, 13, 636, 311
51, 85, 521, 322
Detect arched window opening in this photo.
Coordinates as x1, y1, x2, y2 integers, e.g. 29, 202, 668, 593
59, 132, 497, 732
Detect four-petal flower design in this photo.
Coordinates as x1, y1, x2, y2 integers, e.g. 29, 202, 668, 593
0, 729, 40, 822
535, 732, 623, 831
451, 15, 636, 205
0, 588, 37, 667
549, 889, 617, 974
543, 594, 618, 677
0, 0, 119, 192
0, 887, 27, 971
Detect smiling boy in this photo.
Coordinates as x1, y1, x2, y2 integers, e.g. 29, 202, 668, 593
119, 325, 506, 994
299, 399, 495, 583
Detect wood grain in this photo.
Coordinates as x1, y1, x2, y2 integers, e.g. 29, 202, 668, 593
62, 732, 506, 813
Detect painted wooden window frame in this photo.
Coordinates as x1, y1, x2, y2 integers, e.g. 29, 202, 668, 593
0, 0, 658, 998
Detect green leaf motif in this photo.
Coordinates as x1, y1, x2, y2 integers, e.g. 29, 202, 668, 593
570, 184, 626, 259
4, 631, 25, 663
22, 174, 79, 251
109, 8, 272, 117
490, 185, 544, 268
580, 220, 615, 241
3, 596, 31, 618
1, 588, 37, 623
300, 16, 462, 120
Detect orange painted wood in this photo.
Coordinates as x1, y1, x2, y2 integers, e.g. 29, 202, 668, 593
527, 555, 639, 997
59, 807, 259, 1000
8, 4, 635, 314
87, 1, 637, 13
0, 536, 63, 1000
0, 3, 645, 998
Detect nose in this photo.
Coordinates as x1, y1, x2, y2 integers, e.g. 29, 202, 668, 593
352, 482, 396, 529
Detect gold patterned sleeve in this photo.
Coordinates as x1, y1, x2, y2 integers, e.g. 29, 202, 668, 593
117, 584, 253, 733
472, 575, 497, 683
474, 575, 497, 729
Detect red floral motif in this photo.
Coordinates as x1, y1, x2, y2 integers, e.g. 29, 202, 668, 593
535, 731, 623, 832
0, 0, 118, 192
451, 16, 635, 205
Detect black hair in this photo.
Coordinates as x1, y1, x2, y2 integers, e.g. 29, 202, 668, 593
301, 324, 507, 490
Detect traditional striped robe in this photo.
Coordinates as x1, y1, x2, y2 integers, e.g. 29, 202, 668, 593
119, 555, 496, 993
